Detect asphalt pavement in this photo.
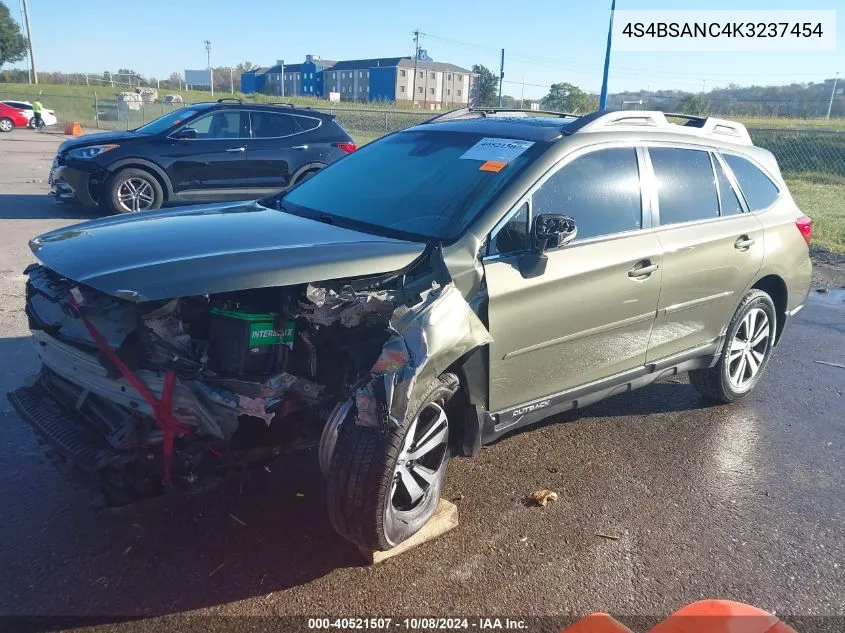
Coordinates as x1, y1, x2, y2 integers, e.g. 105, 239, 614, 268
0, 129, 843, 632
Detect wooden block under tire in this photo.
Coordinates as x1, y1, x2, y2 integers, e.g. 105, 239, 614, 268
358, 499, 459, 564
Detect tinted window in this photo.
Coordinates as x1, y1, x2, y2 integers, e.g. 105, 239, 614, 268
490, 201, 529, 256
186, 111, 243, 139
4, 101, 31, 109
281, 130, 547, 242
723, 154, 780, 210
532, 148, 641, 241
713, 156, 743, 215
251, 112, 296, 138
293, 115, 321, 133
650, 148, 719, 225
138, 108, 201, 135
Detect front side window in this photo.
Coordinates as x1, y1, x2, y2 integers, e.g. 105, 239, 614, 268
280, 130, 547, 242
532, 148, 642, 241
722, 154, 780, 211
181, 111, 244, 139
650, 147, 719, 225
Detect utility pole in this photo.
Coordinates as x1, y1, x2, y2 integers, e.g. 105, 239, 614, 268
599, 0, 617, 110
230, 67, 234, 94
498, 49, 505, 107
520, 76, 525, 109
827, 72, 839, 119
281, 60, 285, 98
21, 0, 37, 84
412, 29, 420, 106
204, 40, 213, 97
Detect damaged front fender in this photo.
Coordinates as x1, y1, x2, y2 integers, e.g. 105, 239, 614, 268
319, 282, 492, 476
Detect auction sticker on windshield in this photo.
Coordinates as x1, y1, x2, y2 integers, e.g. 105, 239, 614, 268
460, 137, 534, 163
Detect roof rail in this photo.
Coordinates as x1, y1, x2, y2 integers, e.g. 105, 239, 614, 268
424, 107, 579, 125
216, 98, 242, 104
569, 110, 752, 145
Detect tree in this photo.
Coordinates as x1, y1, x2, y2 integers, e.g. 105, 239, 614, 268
237, 61, 256, 73
472, 64, 498, 106
675, 94, 711, 116
541, 82, 596, 113
0, 2, 28, 67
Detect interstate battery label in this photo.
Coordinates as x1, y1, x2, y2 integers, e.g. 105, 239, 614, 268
460, 138, 534, 164
249, 322, 282, 346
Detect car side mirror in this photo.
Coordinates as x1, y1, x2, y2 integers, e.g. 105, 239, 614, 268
172, 127, 197, 140
519, 213, 577, 278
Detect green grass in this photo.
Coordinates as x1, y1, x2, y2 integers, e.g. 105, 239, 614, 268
787, 176, 845, 253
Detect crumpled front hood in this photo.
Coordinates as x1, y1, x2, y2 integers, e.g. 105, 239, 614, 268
29, 201, 427, 301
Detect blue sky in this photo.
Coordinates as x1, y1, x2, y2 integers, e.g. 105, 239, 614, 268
6, 0, 844, 99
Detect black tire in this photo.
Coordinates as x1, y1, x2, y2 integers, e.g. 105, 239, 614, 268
105, 168, 164, 214
326, 374, 459, 551
292, 167, 322, 186
0, 117, 13, 133
689, 289, 777, 403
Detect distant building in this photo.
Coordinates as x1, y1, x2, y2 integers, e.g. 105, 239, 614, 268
241, 54, 477, 109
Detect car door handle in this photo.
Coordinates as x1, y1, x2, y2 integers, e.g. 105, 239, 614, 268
226, 147, 246, 153
291, 144, 308, 150
734, 235, 755, 251
628, 261, 659, 278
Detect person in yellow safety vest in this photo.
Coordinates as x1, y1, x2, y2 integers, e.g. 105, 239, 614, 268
32, 100, 43, 129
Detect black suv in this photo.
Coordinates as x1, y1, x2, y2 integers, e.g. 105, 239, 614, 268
49, 99, 357, 213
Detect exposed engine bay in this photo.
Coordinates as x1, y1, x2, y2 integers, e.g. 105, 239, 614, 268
12, 249, 492, 505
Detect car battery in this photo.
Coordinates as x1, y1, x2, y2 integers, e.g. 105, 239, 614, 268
208, 308, 295, 376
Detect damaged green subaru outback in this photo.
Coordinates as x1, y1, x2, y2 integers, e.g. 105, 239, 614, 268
10, 108, 812, 551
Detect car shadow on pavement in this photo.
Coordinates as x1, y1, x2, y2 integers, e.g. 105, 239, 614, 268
0, 195, 100, 221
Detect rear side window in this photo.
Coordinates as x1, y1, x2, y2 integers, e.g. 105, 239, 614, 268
650, 148, 719, 225
722, 154, 780, 211
713, 156, 743, 216
292, 115, 321, 133
532, 148, 642, 241
251, 112, 296, 138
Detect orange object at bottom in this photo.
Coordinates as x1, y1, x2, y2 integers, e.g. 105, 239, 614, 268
64, 121, 82, 136
561, 601, 798, 633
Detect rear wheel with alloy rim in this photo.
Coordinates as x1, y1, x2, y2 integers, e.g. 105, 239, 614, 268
690, 289, 776, 402
0, 118, 13, 132
106, 168, 164, 214
326, 374, 458, 551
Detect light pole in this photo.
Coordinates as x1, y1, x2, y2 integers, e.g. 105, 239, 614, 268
827, 72, 839, 120
204, 40, 213, 97
599, 0, 617, 110
21, 0, 37, 84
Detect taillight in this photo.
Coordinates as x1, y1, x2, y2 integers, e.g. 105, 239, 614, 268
334, 142, 357, 154
795, 215, 813, 246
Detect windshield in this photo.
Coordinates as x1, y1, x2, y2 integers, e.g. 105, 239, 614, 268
279, 129, 548, 242
133, 108, 202, 135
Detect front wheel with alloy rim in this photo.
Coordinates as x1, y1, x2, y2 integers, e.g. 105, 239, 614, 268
106, 168, 164, 214
689, 289, 776, 403
0, 118, 13, 132
326, 374, 458, 551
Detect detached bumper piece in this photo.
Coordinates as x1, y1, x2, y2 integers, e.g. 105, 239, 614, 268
8, 380, 117, 474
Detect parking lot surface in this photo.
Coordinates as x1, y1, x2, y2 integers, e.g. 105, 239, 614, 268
1, 130, 844, 629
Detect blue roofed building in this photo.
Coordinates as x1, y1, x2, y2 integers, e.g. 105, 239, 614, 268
242, 53, 476, 109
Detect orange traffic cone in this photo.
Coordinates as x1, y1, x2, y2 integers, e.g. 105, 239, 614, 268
561, 600, 798, 633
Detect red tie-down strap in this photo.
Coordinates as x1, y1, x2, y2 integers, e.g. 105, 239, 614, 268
69, 295, 190, 485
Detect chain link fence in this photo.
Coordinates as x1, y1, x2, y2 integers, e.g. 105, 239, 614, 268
748, 128, 845, 181
2, 88, 842, 178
